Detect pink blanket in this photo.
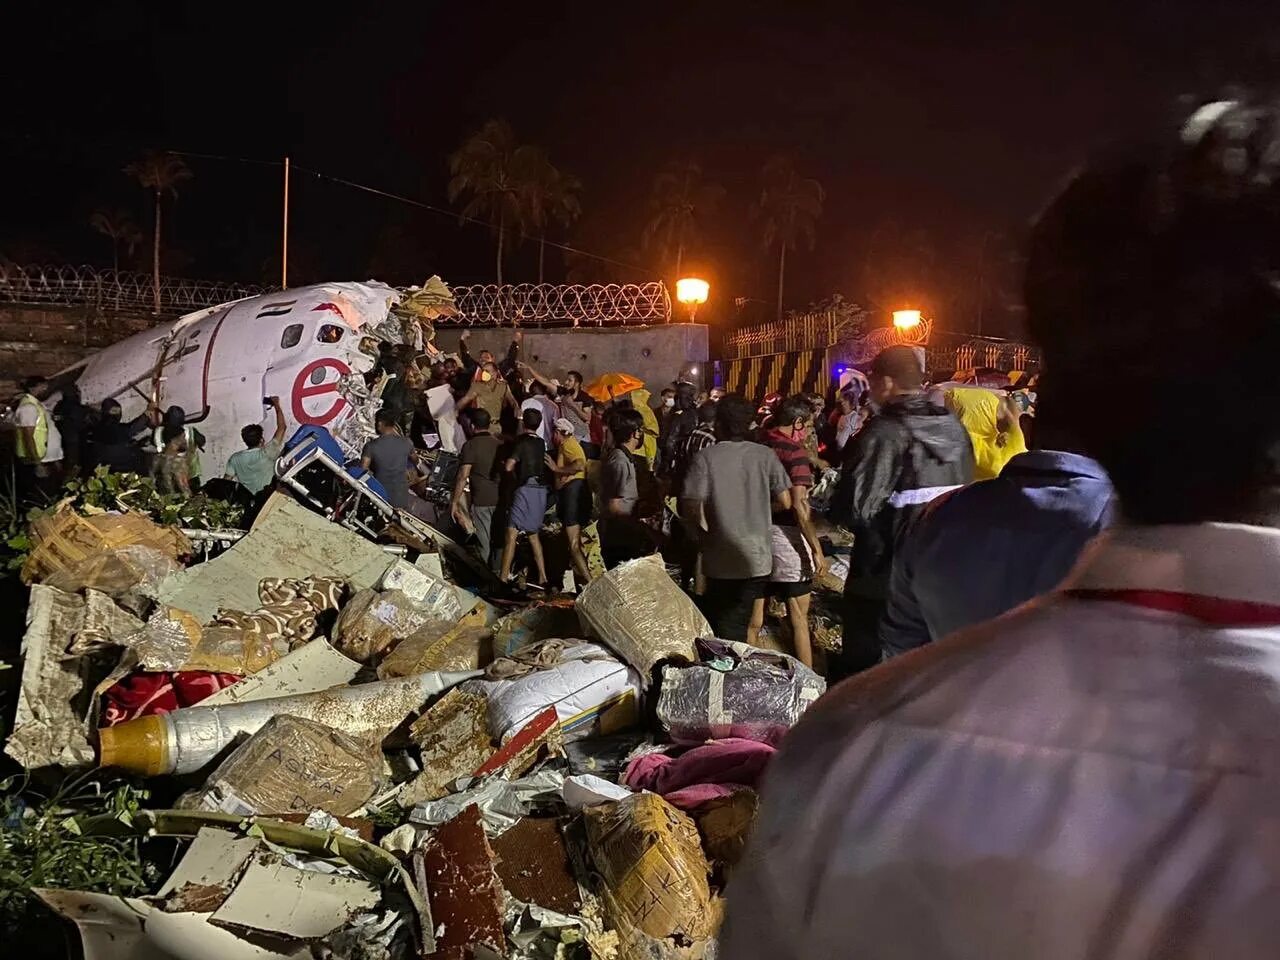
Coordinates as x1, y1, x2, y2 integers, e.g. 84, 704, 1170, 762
623, 738, 775, 810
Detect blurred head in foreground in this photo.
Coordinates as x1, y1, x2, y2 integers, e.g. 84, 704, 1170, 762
1025, 95, 1280, 525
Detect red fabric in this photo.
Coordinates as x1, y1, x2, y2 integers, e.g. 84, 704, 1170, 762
1066, 589, 1280, 627
623, 738, 776, 811
589, 408, 605, 446
102, 671, 239, 726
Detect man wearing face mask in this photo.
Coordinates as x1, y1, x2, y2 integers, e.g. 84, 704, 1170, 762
457, 360, 518, 430
829, 345, 973, 678
762, 394, 828, 668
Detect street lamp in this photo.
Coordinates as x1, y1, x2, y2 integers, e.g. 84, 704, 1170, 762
676, 277, 710, 322
893, 309, 922, 330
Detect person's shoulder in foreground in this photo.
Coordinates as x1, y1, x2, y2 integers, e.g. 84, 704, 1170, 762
723, 527, 1280, 958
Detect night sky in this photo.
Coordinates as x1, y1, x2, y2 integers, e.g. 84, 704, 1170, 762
3, 1, 1275, 335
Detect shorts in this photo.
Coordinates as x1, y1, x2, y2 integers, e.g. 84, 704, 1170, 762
557, 478, 591, 527
508, 482, 548, 533
702, 575, 770, 643
769, 579, 812, 599
769, 525, 815, 585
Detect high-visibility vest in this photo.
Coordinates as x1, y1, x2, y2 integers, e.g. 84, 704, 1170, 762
15, 393, 48, 461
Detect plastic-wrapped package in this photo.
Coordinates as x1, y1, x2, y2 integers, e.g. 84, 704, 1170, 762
583, 792, 718, 960
376, 608, 489, 679
575, 555, 705, 680
378, 558, 462, 622
129, 606, 288, 676
656, 638, 826, 746
462, 641, 641, 743
43, 544, 182, 599
22, 508, 191, 585
332, 588, 443, 664
181, 714, 382, 816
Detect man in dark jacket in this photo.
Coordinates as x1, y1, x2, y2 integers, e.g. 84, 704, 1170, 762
830, 345, 974, 678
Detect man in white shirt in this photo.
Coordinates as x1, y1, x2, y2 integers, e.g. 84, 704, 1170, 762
723, 96, 1280, 959
519, 379, 557, 446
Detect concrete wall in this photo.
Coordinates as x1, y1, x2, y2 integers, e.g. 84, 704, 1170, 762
437, 324, 709, 393
0, 304, 157, 396
0, 304, 710, 401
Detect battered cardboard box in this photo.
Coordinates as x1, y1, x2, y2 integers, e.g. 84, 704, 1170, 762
584, 792, 717, 960
184, 714, 382, 817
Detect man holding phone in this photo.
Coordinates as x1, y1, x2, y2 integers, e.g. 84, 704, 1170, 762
225, 395, 286, 495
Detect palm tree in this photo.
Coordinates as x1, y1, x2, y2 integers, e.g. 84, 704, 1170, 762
448, 120, 549, 286
124, 151, 192, 313
643, 160, 724, 279
753, 154, 825, 321
521, 152, 583, 283
89, 209, 143, 272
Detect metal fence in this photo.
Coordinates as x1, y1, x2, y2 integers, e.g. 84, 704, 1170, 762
723, 310, 839, 359
0, 264, 673, 327
0, 263, 264, 316
450, 281, 671, 327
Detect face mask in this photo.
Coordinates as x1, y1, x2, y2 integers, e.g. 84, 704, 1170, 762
480, 370, 493, 383
663, 397, 674, 408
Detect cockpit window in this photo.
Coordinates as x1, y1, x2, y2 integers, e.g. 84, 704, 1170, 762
280, 323, 304, 349
317, 324, 344, 344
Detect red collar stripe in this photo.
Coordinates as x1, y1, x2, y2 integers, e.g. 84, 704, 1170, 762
1066, 588, 1280, 626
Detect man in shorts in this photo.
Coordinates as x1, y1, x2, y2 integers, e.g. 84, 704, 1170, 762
545, 417, 592, 586
760, 394, 828, 668
681, 394, 792, 644
499, 407, 549, 588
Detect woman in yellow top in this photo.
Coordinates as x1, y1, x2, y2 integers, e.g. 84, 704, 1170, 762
545, 417, 592, 585
944, 386, 1027, 481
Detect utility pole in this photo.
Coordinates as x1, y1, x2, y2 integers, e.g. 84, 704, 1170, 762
281, 156, 290, 289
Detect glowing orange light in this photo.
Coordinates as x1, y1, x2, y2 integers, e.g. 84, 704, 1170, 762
893, 309, 922, 330
676, 277, 710, 306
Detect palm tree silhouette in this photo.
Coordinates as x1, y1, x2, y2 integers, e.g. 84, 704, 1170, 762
447, 119, 549, 286
643, 159, 724, 280
123, 151, 192, 313
521, 151, 583, 284
89, 209, 143, 272
754, 154, 825, 321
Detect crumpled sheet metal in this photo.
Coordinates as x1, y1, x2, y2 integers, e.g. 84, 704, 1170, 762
156, 494, 396, 621
655, 638, 825, 746
6, 585, 98, 768
332, 370, 381, 461
408, 768, 567, 837
576, 555, 706, 682
66, 588, 144, 657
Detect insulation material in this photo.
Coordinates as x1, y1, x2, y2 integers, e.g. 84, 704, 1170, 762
43, 544, 181, 600
182, 714, 383, 817
575, 554, 706, 680
333, 587, 445, 664
491, 817, 582, 914
416, 804, 507, 960
656, 638, 826, 746
331, 371, 381, 461
377, 608, 490, 679
156, 494, 396, 622
407, 768, 567, 837
199, 638, 361, 706
6, 585, 98, 768
462, 642, 641, 743
379, 558, 463, 622
583, 792, 717, 960
399, 689, 493, 807
21, 508, 191, 585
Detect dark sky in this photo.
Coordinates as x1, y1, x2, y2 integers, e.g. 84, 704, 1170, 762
3, 0, 1276, 334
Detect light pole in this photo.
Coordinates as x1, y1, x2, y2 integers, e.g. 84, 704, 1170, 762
676, 277, 710, 323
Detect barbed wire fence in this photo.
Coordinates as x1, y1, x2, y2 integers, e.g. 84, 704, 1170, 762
0, 264, 674, 327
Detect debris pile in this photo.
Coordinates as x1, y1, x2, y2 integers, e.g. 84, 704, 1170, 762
7, 488, 828, 959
